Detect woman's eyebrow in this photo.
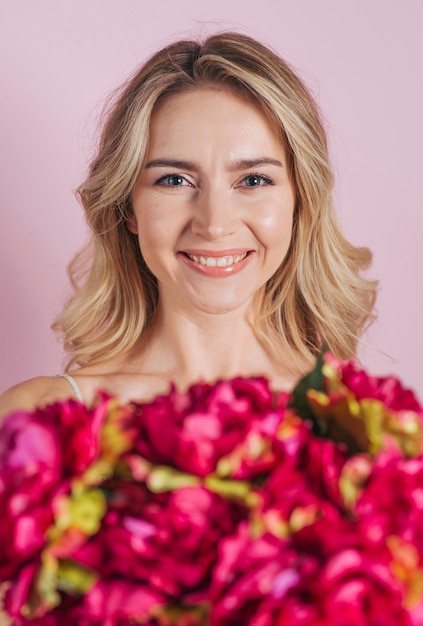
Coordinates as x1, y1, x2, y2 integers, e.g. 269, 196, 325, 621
227, 158, 284, 171
144, 159, 199, 171
144, 157, 284, 171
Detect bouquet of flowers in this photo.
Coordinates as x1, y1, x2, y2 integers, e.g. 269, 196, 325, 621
1, 352, 423, 625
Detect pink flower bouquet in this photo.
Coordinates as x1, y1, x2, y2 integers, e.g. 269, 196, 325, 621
1, 353, 423, 625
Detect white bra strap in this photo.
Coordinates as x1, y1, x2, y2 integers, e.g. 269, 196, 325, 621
56, 374, 84, 403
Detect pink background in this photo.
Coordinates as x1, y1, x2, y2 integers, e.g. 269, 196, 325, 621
1, 1, 422, 394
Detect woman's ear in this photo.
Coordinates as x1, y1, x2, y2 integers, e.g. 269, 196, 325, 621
127, 214, 139, 234
125, 198, 139, 234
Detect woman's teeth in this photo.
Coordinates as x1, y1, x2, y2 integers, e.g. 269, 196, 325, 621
186, 252, 248, 267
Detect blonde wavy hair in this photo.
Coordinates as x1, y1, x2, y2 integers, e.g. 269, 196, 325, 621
53, 31, 377, 371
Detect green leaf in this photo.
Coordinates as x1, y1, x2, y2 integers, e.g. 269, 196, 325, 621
57, 559, 98, 594
288, 348, 326, 435
147, 466, 200, 493
204, 475, 258, 507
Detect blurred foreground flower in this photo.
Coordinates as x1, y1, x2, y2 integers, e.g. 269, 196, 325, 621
1, 355, 423, 624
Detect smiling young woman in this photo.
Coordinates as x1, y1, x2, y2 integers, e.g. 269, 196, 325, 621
0, 32, 377, 415
128, 88, 296, 320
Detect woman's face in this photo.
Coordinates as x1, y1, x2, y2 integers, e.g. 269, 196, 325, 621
130, 87, 296, 318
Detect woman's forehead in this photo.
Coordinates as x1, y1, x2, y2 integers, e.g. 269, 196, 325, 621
146, 87, 286, 158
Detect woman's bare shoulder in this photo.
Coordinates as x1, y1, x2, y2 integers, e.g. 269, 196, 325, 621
0, 376, 75, 420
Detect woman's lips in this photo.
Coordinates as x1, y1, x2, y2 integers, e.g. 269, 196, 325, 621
178, 249, 254, 276
186, 251, 248, 267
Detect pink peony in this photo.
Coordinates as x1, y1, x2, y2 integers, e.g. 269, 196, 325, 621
83, 579, 164, 626
210, 521, 294, 624
0, 400, 102, 582
71, 479, 245, 606
130, 378, 281, 477
0, 397, 121, 617
326, 353, 423, 413
304, 353, 423, 457
273, 519, 412, 626
256, 431, 348, 538
355, 449, 423, 556
211, 518, 412, 626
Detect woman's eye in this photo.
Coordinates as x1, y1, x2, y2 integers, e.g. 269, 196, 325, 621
242, 174, 274, 187
155, 174, 189, 187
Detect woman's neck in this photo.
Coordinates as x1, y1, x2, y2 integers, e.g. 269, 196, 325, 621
70, 305, 307, 406
128, 305, 300, 391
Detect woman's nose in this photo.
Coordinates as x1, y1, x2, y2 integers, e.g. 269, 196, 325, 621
191, 187, 238, 240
